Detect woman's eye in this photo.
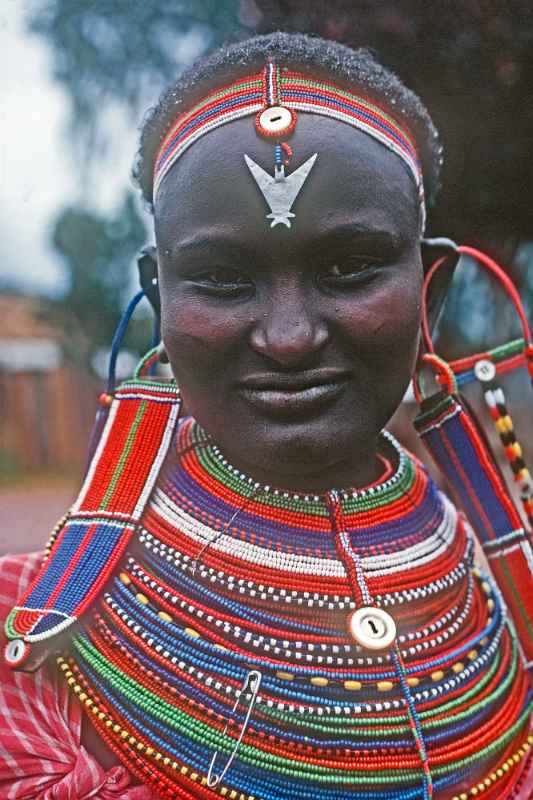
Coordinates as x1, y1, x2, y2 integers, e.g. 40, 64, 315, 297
191, 269, 253, 294
318, 258, 380, 285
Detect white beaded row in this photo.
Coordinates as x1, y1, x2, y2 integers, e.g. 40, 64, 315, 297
408, 616, 505, 705
374, 559, 470, 607
126, 556, 477, 667
153, 102, 263, 199
149, 486, 461, 578
102, 593, 397, 716
151, 490, 346, 576
125, 558, 375, 665
137, 529, 471, 615
362, 497, 458, 576
209, 430, 407, 503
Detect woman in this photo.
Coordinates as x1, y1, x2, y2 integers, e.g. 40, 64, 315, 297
1, 32, 531, 800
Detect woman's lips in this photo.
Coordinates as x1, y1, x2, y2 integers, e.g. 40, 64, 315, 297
236, 370, 350, 416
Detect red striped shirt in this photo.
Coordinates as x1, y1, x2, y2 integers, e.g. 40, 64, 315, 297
0, 552, 152, 799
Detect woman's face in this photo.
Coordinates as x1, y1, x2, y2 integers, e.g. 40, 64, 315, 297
155, 113, 423, 490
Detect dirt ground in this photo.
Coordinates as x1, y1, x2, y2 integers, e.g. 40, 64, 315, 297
0, 476, 78, 556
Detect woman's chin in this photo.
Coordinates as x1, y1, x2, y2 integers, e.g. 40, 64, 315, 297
208, 418, 379, 492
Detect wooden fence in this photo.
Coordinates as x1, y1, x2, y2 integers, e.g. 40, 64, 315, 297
0, 365, 101, 474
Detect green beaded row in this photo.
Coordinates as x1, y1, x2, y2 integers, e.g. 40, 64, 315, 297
280, 75, 407, 133
260, 643, 507, 735
73, 624, 529, 783
197, 431, 415, 517
163, 77, 263, 134
73, 634, 430, 784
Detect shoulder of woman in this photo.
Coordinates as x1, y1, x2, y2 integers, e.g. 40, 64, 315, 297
0, 551, 152, 799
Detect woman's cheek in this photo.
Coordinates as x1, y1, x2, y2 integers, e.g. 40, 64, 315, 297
339, 283, 420, 350
161, 299, 247, 383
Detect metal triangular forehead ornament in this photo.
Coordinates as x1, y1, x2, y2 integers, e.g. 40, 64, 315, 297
247, 62, 318, 229
244, 152, 318, 228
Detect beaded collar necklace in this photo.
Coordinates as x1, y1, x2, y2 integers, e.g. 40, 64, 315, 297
58, 418, 531, 800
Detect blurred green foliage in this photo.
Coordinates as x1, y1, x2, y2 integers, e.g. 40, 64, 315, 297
28, 1, 246, 152
25, 0, 248, 365
50, 193, 146, 359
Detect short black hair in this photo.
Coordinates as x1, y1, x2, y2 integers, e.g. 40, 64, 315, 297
133, 31, 442, 211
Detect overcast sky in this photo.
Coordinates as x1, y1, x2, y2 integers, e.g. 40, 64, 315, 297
0, 1, 141, 296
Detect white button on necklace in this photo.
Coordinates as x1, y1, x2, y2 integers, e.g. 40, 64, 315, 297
348, 607, 397, 651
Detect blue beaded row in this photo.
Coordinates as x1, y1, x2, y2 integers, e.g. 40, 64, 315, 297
156, 90, 262, 169
112, 573, 504, 690
140, 548, 336, 636
77, 635, 462, 800
284, 89, 419, 163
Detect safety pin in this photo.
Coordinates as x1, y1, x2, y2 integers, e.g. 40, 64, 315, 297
207, 669, 262, 787
190, 484, 262, 575
190, 505, 245, 575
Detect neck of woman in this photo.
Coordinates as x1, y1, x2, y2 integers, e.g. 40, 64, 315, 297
210, 433, 389, 495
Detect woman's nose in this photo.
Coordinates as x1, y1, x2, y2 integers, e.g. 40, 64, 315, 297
249, 290, 329, 368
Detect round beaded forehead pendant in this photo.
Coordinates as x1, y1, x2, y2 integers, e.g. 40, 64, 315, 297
245, 60, 318, 229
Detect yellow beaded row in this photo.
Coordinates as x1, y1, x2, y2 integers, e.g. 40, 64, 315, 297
119, 572, 483, 693
56, 656, 255, 800
451, 733, 533, 800
518, 465, 531, 484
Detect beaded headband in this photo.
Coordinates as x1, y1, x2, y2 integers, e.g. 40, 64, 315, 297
153, 62, 426, 228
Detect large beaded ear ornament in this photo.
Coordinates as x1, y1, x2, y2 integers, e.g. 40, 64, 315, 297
245, 60, 317, 228
4, 305, 182, 670
420, 245, 533, 529
415, 245, 533, 669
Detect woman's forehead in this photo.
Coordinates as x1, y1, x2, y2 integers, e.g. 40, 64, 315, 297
154, 113, 420, 250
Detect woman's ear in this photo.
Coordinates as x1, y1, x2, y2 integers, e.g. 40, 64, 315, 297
420, 237, 460, 335
137, 245, 161, 317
